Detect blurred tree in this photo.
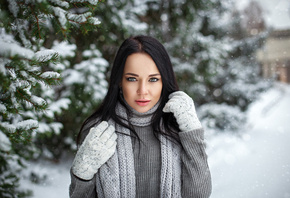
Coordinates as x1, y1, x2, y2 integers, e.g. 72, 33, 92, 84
195, 1, 269, 131
0, 0, 102, 197
135, 0, 269, 131
54, 0, 150, 157
228, 9, 248, 40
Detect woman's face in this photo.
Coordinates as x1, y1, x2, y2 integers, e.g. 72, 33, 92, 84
121, 53, 163, 113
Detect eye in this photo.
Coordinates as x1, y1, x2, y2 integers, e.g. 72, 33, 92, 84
149, 78, 159, 82
126, 77, 137, 82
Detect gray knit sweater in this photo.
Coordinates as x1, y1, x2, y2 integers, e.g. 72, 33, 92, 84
69, 114, 211, 198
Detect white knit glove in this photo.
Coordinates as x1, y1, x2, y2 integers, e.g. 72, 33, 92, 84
72, 121, 117, 180
163, 91, 202, 132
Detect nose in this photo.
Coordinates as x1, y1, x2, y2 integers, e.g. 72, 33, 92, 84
137, 81, 148, 95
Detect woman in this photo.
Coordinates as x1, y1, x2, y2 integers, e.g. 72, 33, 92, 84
69, 35, 212, 198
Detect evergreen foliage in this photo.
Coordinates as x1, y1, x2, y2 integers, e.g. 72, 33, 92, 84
51, 0, 144, 159
0, 0, 102, 197
0, 0, 271, 195
84, 0, 270, 132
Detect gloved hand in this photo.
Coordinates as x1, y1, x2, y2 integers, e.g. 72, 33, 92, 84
71, 121, 117, 180
163, 91, 202, 132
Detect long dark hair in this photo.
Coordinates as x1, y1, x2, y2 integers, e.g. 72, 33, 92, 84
77, 35, 180, 145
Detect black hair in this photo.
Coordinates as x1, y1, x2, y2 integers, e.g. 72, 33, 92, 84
77, 35, 180, 145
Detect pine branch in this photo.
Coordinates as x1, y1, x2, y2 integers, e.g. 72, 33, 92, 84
34, 14, 42, 39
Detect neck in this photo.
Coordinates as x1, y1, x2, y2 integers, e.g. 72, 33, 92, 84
116, 96, 160, 127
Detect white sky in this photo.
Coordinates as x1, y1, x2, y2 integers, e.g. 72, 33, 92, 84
235, 0, 290, 30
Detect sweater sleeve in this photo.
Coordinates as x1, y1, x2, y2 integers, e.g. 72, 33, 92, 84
179, 128, 212, 198
69, 169, 97, 198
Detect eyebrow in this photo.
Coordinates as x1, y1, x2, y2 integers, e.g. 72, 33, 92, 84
124, 73, 161, 77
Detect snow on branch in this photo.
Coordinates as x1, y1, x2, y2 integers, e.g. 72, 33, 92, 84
0, 103, 7, 113
49, 0, 70, 9
47, 98, 71, 115
40, 71, 61, 79
30, 95, 47, 108
4, 119, 40, 143
67, 12, 92, 23
53, 6, 68, 29
66, 0, 100, 5
34, 50, 59, 62
38, 122, 63, 135
88, 17, 101, 25
0, 39, 34, 59
1, 122, 16, 133
52, 40, 76, 58
16, 119, 38, 131
0, 130, 11, 151
67, 11, 101, 26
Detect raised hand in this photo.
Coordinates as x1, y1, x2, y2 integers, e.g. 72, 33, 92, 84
163, 91, 202, 132
72, 121, 117, 180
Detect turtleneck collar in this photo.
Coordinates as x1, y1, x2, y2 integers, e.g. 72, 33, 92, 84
116, 96, 160, 127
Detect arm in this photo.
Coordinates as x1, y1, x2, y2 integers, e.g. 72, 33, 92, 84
69, 169, 97, 198
179, 128, 212, 197
163, 91, 212, 197
69, 121, 117, 197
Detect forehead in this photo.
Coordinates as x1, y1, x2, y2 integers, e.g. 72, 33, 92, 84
124, 53, 159, 74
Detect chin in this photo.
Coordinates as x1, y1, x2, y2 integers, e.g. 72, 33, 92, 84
134, 106, 151, 113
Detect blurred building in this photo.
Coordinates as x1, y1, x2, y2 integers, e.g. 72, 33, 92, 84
256, 29, 290, 83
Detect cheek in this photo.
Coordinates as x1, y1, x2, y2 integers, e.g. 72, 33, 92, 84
121, 82, 134, 100
154, 83, 163, 99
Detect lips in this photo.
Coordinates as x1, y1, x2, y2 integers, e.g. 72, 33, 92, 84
135, 99, 151, 106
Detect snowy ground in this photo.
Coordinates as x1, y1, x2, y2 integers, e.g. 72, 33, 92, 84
20, 157, 72, 198
208, 83, 290, 198
19, 83, 290, 198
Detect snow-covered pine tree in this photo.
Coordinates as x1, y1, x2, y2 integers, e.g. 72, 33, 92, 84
52, 0, 149, 157
0, 0, 102, 197
44, 41, 109, 158
75, 0, 149, 64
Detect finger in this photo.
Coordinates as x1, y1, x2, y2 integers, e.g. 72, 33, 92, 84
163, 97, 181, 112
166, 98, 181, 104
99, 131, 111, 142
171, 94, 193, 109
110, 132, 117, 142
169, 91, 192, 104
108, 141, 117, 150
163, 102, 175, 113
86, 126, 99, 141
85, 121, 108, 144
97, 121, 109, 133
168, 91, 186, 99
162, 103, 171, 113
101, 125, 115, 137
106, 134, 117, 147
100, 125, 115, 142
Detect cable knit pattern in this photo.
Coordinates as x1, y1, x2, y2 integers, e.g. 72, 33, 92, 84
160, 137, 182, 198
95, 100, 182, 198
